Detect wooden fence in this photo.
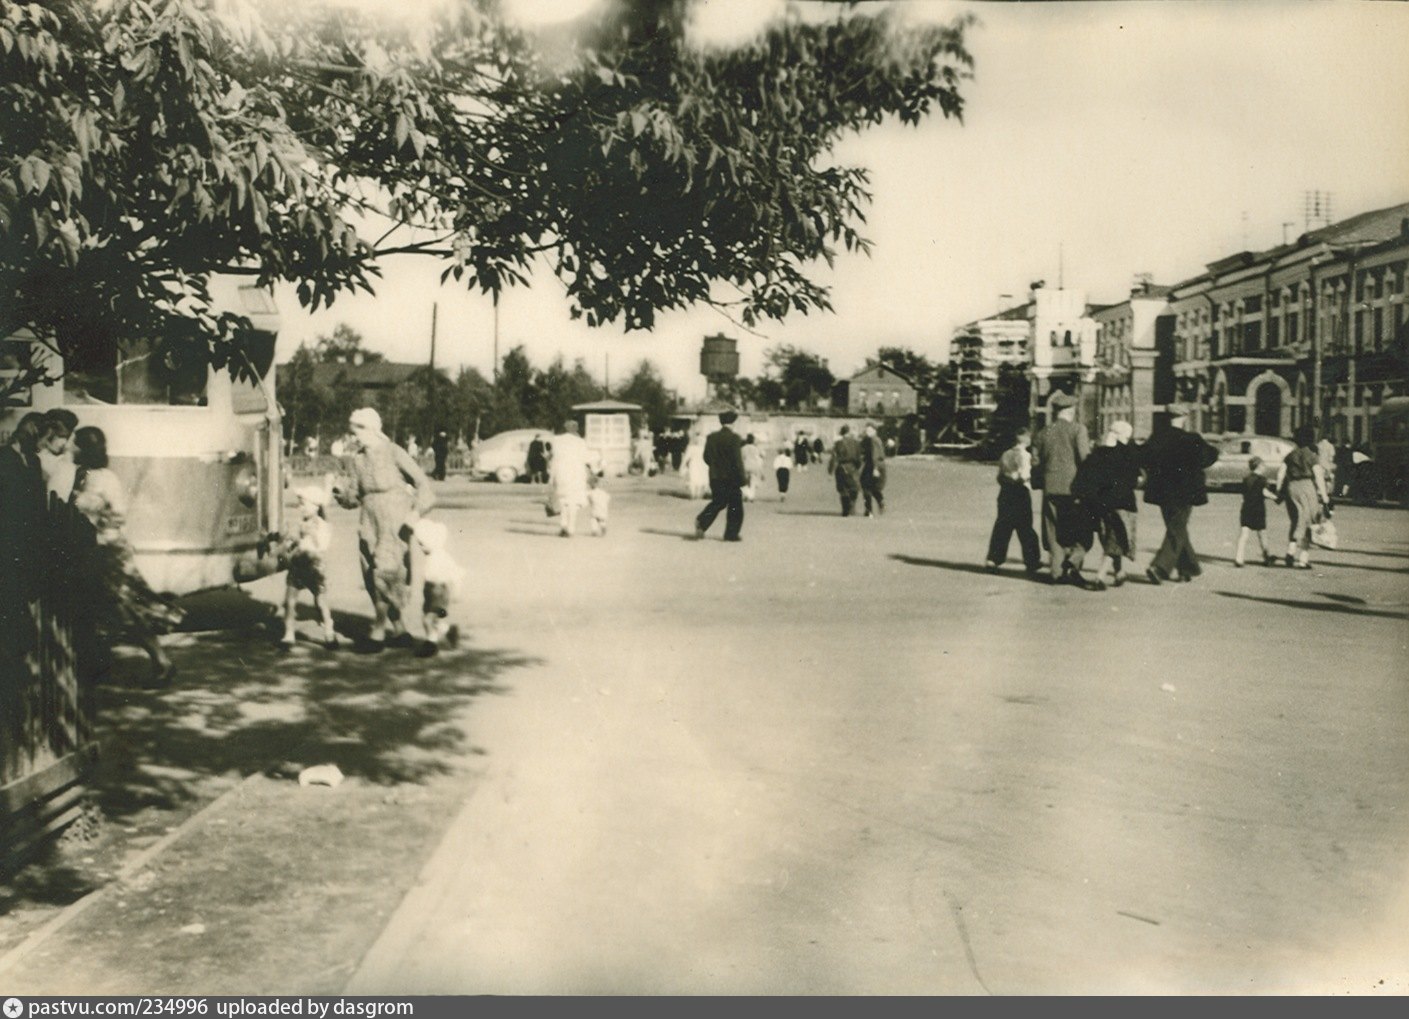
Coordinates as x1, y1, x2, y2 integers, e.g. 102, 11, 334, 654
1, 500, 96, 874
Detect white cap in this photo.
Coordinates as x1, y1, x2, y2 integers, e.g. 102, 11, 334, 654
349, 407, 382, 431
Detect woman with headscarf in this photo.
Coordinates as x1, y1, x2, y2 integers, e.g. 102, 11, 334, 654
1275, 424, 1330, 570
1071, 420, 1141, 590
332, 407, 435, 650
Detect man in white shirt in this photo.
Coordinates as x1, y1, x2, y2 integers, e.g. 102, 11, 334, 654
985, 425, 1041, 574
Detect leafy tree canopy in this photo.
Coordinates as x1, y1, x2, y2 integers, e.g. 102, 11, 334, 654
1, 0, 972, 397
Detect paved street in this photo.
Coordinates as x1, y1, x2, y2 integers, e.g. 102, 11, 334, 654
313, 459, 1409, 994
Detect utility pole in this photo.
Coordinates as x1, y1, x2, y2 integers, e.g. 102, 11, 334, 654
428, 301, 438, 428
492, 294, 499, 384
604, 351, 610, 396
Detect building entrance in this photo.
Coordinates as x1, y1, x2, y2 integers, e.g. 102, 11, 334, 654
1254, 382, 1283, 437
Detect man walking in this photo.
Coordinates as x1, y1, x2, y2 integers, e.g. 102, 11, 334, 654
860, 423, 887, 517
1031, 391, 1091, 584
829, 425, 863, 517
694, 410, 746, 542
1141, 404, 1219, 583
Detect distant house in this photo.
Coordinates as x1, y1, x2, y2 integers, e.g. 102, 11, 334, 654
305, 359, 434, 403
836, 364, 919, 417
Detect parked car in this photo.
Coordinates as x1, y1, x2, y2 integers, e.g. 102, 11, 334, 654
468, 428, 543, 483
1203, 434, 1295, 491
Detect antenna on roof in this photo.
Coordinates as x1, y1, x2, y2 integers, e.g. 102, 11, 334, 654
1058, 243, 1064, 290
1304, 190, 1334, 231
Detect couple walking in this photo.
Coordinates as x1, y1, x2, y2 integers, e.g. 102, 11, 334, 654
986, 394, 1218, 587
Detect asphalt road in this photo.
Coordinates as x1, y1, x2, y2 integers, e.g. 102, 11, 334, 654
315, 458, 1409, 994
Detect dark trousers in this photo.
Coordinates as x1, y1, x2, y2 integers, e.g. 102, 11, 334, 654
1041, 493, 1089, 579
1151, 503, 1200, 578
432, 453, 447, 480
696, 482, 744, 539
835, 467, 860, 516
987, 484, 1041, 570
775, 468, 790, 494
861, 467, 885, 515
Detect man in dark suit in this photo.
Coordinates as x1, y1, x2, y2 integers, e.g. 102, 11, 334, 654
694, 410, 746, 542
860, 423, 887, 517
1141, 404, 1219, 583
829, 425, 863, 517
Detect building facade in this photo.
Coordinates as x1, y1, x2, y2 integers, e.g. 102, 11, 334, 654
1092, 282, 1175, 439
838, 363, 919, 418
949, 301, 1032, 443
1169, 201, 1409, 443
1026, 286, 1099, 430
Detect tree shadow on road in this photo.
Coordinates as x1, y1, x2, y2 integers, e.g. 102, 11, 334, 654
89, 589, 540, 826
1213, 590, 1409, 621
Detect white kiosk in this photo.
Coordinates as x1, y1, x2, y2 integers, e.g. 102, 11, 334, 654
574, 399, 641, 477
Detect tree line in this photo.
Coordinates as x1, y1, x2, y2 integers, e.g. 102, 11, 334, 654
278, 328, 1016, 454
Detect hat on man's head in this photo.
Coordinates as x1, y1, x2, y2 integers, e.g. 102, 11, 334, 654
1049, 391, 1076, 410
1167, 402, 1191, 420
349, 407, 382, 432
718, 409, 738, 425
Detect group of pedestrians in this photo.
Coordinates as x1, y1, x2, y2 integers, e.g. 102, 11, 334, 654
276, 406, 468, 657
986, 394, 1337, 589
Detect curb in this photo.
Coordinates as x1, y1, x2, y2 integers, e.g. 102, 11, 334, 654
0, 772, 261, 979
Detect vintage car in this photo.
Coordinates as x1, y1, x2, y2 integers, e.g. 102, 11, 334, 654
1203, 434, 1296, 492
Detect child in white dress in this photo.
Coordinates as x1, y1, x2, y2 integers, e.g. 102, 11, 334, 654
412, 518, 465, 657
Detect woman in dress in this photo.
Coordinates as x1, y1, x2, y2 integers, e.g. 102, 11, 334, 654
1275, 425, 1330, 570
69, 426, 182, 685
682, 431, 709, 500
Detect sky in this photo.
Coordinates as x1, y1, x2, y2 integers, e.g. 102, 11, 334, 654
272, 0, 1409, 403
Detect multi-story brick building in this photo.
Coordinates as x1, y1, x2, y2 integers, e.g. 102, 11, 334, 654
1168, 201, 1409, 442
1091, 281, 1176, 439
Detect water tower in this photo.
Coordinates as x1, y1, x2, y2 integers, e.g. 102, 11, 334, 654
699, 333, 740, 403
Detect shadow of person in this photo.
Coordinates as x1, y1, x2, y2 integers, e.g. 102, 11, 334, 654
888, 553, 1048, 582
1213, 589, 1409, 621
638, 527, 701, 541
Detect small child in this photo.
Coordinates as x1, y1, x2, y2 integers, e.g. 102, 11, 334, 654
1235, 456, 1276, 567
281, 485, 337, 650
587, 469, 611, 537
412, 518, 465, 657
773, 447, 793, 501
